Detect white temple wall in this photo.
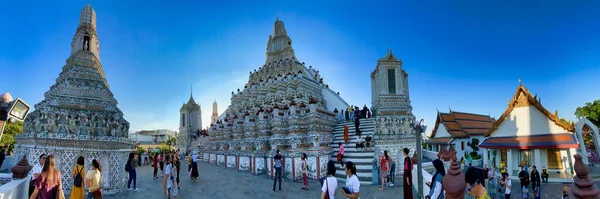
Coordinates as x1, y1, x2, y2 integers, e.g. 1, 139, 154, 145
321, 87, 349, 111
492, 106, 569, 137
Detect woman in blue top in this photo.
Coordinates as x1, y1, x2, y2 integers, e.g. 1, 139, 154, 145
426, 159, 445, 199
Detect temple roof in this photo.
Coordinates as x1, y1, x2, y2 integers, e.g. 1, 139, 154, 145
430, 110, 494, 139
378, 49, 401, 63
485, 83, 574, 137
479, 133, 579, 149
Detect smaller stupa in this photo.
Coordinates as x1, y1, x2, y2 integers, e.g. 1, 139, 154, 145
443, 155, 466, 199
569, 154, 600, 199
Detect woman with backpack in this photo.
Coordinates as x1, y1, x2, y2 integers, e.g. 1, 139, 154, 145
69, 156, 85, 199
126, 152, 138, 191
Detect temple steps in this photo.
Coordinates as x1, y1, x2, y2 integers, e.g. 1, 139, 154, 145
330, 118, 376, 185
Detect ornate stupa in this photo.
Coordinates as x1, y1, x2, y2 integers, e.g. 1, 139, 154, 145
14, 3, 132, 194
206, 18, 348, 180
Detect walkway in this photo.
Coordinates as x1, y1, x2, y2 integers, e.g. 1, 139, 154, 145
104, 161, 404, 198
97, 160, 600, 198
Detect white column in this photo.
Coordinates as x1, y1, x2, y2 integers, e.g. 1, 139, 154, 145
507, 149, 513, 176
567, 149, 574, 175
534, 149, 541, 168
483, 148, 489, 167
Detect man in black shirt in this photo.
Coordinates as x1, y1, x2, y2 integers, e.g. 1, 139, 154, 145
518, 166, 529, 194
530, 165, 541, 194
273, 150, 283, 192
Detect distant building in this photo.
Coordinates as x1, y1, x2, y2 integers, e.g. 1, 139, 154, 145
179, 90, 202, 148
129, 129, 177, 145
211, 100, 218, 125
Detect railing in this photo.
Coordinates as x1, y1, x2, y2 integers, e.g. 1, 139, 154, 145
412, 164, 432, 197
0, 174, 29, 199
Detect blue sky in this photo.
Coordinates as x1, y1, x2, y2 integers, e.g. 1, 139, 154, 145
1, 1, 599, 135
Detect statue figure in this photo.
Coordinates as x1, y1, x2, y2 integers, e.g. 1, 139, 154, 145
47, 114, 57, 133
79, 116, 88, 135
89, 117, 97, 136
68, 116, 78, 134
33, 116, 42, 133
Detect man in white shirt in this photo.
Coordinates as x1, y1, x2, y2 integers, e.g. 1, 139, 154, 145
501, 172, 512, 198
163, 155, 174, 198
29, 154, 46, 197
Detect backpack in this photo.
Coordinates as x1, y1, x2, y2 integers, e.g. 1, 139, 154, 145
73, 166, 84, 187
125, 161, 131, 172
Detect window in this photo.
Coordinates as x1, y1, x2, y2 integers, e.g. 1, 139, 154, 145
387, 69, 396, 94
83, 36, 90, 51
182, 113, 185, 127
461, 142, 465, 151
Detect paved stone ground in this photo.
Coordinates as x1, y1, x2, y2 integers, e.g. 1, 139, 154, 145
101, 161, 404, 199
91, 160, 600, 199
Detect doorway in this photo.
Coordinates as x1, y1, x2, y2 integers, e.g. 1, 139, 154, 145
547, 149, 563, 169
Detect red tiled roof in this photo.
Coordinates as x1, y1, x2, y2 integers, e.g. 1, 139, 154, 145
479, 133, 579, 149
427, 137, 454, 145
430, 110, 494, 138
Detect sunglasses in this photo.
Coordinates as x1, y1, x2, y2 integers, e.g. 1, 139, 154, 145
467, 179, 479, 192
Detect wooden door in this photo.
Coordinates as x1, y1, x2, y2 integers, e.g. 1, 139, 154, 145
548, 149, 563, 169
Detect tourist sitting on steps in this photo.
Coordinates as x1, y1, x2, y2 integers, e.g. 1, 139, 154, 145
355, 138, 365, 152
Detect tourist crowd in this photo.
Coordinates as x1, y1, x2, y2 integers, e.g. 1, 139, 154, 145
28, 154, 102, 199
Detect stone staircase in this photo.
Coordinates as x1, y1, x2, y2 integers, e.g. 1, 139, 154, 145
192, 136, 209, 161
330, 118, 375, 185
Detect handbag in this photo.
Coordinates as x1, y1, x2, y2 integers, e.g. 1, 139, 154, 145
56, 180, 65, 199
324, 178, 330, 199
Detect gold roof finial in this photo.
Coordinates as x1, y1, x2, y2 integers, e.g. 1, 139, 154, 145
518, 78, 522, 85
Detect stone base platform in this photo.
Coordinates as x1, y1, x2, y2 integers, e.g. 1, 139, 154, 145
13, 144, 130, 195
204, 149, 333, 180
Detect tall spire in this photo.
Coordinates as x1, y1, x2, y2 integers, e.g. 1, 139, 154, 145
71, 3, 100, 59
265, 18, 296, 64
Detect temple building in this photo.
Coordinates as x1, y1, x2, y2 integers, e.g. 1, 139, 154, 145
14, 3, 132, 194
205, 18, 348, 180
479, 83, 579, 180
370, 49, 417, 173
179, 90, 202, 149
426, 110, 494, 162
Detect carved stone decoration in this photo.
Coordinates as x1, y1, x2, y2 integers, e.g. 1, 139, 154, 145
569, 154, 600, 199
11, 156, 32, 179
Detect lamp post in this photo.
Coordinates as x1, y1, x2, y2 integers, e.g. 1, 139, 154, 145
0, 92, 31, 139
411, 118, 426, 199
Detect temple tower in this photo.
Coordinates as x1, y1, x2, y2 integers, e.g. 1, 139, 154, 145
370, 49, 418, 174
15, 3, 132, 194
179, 90, 202, 148
211, 100, 218, 124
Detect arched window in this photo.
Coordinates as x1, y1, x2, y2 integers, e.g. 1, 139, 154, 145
83, 35, 91, 51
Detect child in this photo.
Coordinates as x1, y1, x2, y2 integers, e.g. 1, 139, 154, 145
562, 186, 569, 199
522, 184, 529, 199
533, 186, 541, 199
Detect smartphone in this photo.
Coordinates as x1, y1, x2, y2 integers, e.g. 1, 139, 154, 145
342, 187, 351, 194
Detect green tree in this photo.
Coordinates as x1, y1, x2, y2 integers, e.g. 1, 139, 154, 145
575, 100, 600, 150
467, 138, 481, 160
1, 121, 24, 153
575, 100, 600, 127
